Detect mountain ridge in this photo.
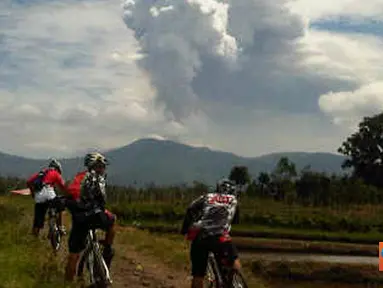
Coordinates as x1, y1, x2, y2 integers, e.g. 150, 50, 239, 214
0, 138, 345, 186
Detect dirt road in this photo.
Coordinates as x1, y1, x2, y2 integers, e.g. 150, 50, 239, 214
111, 239, 190, 288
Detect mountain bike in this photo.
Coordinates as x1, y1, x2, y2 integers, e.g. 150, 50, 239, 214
47, 196, 66, 252
186, 227, 248, 288
77, 226, 112, 287
205, 250, 248, 288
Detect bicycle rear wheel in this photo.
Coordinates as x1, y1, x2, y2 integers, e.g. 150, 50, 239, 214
204, 260, 217, 288
48, 214, 61, 251
231, 271, 248, 288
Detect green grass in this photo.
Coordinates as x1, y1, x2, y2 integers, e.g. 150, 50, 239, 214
110, 198, 383, 243
250, 260, 383, 284
124, 219, 383, 245
0, 196, 74, 288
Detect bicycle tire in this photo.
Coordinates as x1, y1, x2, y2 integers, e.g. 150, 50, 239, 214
208, 254, 224, 288
205, 260, 217, 288
92, 246, 110, 287
231, 271, 248, 288
79, 244, 111, 286
49, 216, 61, 251
77, 247, 90, 278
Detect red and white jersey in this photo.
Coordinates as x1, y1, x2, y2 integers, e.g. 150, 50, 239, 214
185, 192, 238, 237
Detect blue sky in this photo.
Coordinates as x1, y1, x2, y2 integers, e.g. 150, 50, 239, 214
0, 0, 382, 158
311, 18, 383, 37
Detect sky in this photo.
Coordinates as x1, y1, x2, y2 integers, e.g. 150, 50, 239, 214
0, 0, 382, 159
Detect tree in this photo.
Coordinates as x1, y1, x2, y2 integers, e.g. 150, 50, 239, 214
228, 166, 251, 185
272, 157, 297, 181
271, 157, 297, 202
338, 112, 383, 187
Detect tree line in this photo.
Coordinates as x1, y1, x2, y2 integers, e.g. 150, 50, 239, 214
229, 112, 383, 207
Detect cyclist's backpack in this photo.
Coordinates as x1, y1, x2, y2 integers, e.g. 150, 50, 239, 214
31, 169, 48, 192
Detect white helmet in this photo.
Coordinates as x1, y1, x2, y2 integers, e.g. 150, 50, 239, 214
84, 152, 109, 169
48, 158, 62, 174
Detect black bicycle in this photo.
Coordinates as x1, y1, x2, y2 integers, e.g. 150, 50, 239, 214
205, 251, 248, 288
47, 196, 66, 252
77, 227, 112, 287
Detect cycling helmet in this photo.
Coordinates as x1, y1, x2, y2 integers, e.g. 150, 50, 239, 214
216, 178, 236, 195
48, 158, 62, 174
84, 152, 109, 169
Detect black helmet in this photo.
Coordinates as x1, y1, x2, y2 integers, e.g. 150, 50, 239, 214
216, 178, 236, 195
48, 158, 62, 174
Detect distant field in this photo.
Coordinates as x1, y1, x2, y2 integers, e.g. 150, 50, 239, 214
109, 197, 383, 243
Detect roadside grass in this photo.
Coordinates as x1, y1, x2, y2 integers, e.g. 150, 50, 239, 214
0, 195, 74, 288
2, 194, 380, 288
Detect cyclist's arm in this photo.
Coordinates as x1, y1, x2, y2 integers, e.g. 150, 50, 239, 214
232, 205, 240, 225
26, 173, 38, 198
53, 172, 67, 195
180, 195, 205, 235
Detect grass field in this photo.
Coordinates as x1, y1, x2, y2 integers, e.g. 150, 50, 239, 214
109, 197, 383, 244
0, 196, 72, 288
2, 194, 381, 288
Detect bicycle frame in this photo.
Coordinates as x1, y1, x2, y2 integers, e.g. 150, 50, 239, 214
79, 228, 112, 286
207, 250, 248, 288
47, 201, 61, 251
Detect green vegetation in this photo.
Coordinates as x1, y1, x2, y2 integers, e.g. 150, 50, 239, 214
107, 110, 383, 240
251, 260, 382, 284
109, 195, 383, 242
0, 196, 73, 288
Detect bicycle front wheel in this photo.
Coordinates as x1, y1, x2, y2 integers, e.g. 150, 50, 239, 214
92, 246, 111, 287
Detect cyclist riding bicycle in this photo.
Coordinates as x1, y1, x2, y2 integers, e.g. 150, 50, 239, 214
181, 178, 241, 288
64, 152, 116, 282
26, 159, 67, 237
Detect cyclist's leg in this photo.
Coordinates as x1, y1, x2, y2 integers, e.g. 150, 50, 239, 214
54, 197, 66, 234
32, 201, 49, 236
216, 239, 240, 284
190, 237, 209, 288
65, 214, 88, 281
98, 210, 116, 268
104, 209, 116, 244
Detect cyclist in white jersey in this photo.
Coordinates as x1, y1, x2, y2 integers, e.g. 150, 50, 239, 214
181, 178, 241, 288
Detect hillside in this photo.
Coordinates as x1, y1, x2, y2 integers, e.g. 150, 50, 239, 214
0, 138, 345, 186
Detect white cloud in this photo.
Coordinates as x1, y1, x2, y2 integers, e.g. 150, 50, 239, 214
319, 82, 383, 128
0, 0, 177, 157
0, 0, 382, 159
287, 1, 383, 132
297, 30, 383, 129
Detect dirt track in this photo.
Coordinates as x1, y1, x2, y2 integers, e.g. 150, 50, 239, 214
55, 213, 191, 288
110, 228, 190, 288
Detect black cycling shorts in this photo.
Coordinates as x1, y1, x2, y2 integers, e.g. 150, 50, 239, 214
33, 202, 50, 229
68, 209, 115, 254
190, 236, 238, 277
33, 197, 65, 229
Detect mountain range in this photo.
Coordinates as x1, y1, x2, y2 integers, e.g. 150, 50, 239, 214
0, 138, 346, 186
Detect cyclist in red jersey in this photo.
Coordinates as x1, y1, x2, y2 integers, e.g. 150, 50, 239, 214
26, 159, 67, 237
64, 152, 116, 282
